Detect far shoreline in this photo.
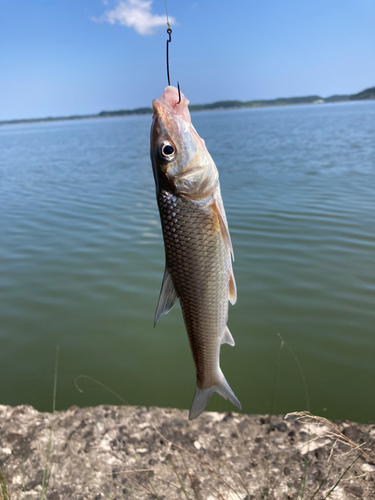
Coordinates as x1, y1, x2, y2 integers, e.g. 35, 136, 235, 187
1, 85, 374, 127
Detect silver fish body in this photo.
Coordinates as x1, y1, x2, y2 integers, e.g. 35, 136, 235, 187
150, 86, 241, 419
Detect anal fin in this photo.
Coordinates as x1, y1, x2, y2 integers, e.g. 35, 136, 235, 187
154, 267, 178, 326
222, 326, 235, 346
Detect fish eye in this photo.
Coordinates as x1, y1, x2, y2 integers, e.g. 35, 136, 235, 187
163, 144, 174, 155
159, 141, 175, 160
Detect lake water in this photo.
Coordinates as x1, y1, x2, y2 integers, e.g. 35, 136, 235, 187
0, 101, 374, 423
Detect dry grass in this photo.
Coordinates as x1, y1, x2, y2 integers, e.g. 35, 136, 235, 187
286, 411, 375, 467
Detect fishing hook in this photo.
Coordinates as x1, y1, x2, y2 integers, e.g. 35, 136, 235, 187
165, 21, 181, 104
166, 25, 172, 87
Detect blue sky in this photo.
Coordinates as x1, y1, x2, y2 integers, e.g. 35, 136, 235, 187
0, 0, 374, 120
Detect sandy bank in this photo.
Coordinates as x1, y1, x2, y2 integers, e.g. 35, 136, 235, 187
0, 405, 374, 499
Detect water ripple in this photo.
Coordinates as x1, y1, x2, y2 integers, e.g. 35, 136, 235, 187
0, 102, 374, 420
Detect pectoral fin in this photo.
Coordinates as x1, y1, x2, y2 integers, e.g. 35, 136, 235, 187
213, 193, 234, 261
154, 267, 178, 326
213, 192, 237, 304
228, 268, 237, 305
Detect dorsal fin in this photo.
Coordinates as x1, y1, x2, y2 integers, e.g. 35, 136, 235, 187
154, 267, 178, 326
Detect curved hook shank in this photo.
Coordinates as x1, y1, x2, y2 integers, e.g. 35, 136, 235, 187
166, 27, 172, 86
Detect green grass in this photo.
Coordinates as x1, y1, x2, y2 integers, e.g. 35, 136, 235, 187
0, 469, 11, 500
39, 346, 59, 500
0, 347, 59, 500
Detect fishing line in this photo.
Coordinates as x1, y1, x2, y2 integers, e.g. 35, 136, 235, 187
164, 0, 172, 86
164, 0, 170, 26
164, 0, 181, 103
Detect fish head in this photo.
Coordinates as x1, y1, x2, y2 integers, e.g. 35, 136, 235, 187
150, 86, 218, 200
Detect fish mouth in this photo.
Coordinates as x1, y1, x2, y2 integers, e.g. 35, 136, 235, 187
152, 86, 190, 123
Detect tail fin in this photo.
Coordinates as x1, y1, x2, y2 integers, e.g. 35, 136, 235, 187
189, 376, 241, 420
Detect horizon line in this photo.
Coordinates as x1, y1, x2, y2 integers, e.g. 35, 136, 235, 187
1, 85, 374, 126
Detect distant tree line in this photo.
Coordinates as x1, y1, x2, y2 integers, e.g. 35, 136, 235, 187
1, 87, 374, 126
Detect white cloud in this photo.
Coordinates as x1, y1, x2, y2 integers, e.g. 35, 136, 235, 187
96, 0, 176, 36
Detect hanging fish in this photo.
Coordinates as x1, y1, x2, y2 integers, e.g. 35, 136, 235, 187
150, 85, 241, 419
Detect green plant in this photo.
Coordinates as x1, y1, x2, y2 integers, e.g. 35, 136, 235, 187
0, 469, 11, 500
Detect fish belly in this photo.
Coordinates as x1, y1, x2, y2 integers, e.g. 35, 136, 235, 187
158, 189, 229, 390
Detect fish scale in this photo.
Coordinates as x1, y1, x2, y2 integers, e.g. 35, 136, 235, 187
158, 189, 229, 390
